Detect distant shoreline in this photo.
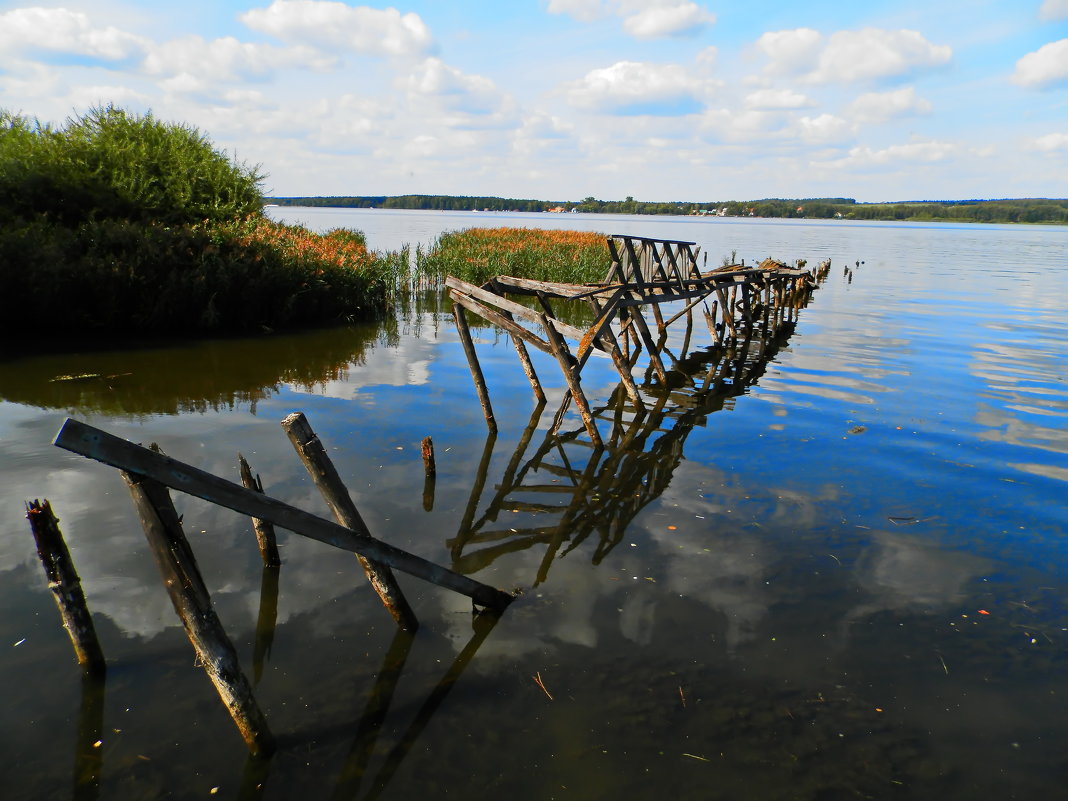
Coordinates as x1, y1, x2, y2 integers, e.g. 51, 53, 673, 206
268, 195, 1068, 226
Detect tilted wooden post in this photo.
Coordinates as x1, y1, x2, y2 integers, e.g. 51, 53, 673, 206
238, 455, 281, 568
25, 500, 105, 675
121, 471, 274, 756
281, 413, 419, 632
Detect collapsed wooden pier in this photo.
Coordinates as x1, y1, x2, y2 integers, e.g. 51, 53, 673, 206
448, 234, 828, 444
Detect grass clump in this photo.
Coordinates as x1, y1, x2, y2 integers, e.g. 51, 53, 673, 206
0, 106, 398, 335
417, 227, 609, 285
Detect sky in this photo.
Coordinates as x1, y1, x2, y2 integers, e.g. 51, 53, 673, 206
1, 0, 1066, 202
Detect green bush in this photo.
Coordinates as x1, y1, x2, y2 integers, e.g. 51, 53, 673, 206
0, 107, 398, 334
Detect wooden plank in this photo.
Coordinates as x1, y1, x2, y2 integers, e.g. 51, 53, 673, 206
447, 276, 593, 345
53, 419, 515, 610
608, 233, 697, 248
449, 289, 551, 354
281, 412, 418, 632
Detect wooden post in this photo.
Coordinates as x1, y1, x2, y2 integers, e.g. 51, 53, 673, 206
281, 412, 419, 632
452, 303, 497, 434
121, 471, 274, 756
25, 500, 105, 676
421, 436, 436, 513
540, 312, 603, 447
54, 419, 515, 611
238, 455, 280, 568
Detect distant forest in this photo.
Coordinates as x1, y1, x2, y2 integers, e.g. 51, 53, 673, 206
269, 194, 1068, 224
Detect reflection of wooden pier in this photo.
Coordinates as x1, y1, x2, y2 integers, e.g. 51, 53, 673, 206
448, 234, 828, 445
447, 305, 811, 585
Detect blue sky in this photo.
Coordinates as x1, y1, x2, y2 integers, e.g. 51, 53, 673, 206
1, 0, 1066, 201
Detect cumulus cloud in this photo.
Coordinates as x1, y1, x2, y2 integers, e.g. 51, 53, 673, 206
143, 36, 331, 87
241, 0, 434, 57
759, 27, 951, 84
744, 88, 814, 110
819, 138, 957, 168
0, 6, 148, 61
1040, 0, 1068, 20
1033, 132, 1068, 151
566, 60, 710, 114
846, 87, 932, 124
548, 0, 714, 39
402, 57, 509, 116
1013, 39, 1068, 87
793, 113, 853, 143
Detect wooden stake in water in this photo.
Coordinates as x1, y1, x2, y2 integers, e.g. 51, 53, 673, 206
121, 470, 274, 756
238, 454, 281, 568
281, 412, 419, 632
25, 500, 106, 676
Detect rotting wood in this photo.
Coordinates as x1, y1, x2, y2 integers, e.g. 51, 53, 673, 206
25, 499, 105, 675
122, 471, 274, 756
281, 412, 419, 631
421, 436, 437, 512
238, 454, 280, 568
53, 418, 516, 611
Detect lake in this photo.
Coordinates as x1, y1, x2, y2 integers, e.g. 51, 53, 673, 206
1, 209, 1066, 800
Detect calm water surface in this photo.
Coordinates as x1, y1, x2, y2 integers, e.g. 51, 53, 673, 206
1, 211, 1066, 800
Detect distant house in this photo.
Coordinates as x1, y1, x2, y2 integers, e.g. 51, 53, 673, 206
547, 206, 565, 213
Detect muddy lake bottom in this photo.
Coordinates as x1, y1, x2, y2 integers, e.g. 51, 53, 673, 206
2, 211, 1067, 800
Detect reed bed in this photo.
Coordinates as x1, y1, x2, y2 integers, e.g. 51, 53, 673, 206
416, 227, 609, 286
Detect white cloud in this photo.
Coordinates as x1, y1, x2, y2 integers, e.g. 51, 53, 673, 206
793, 113, 853, 143
240, 0, 434, 57
819, 138, 957, 169
744, 88, 814, 110
756, 27, 823, 74
846, 87, 932, 124
758, 27, 951, 84
0, 7, 148, 61
566, 60, 710, 114
623, 2, 715, 39
143, 36, 332, 86
695, 45, 718, 69
812, 28, 951, 83
402, 57, 511, 117
1033, 132, 1068, 151
1013, 39, 1068, 88
548, 0, 714, 39
1040, 0, 1068, 20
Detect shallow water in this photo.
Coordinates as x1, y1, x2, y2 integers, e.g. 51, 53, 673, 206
1, 211, 1066, 800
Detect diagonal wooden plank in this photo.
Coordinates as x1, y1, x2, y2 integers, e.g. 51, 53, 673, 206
53, 419, 515, 610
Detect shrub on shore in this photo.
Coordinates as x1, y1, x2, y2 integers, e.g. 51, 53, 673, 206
417, 227, 609, 285
0, 106, 397, 335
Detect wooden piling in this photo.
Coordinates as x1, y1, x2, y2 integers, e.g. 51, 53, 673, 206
25, 500, 105, 676
238, 455, 280, 568
421, 436, 436, 513
121, 471, 274, 756
281, 412, 419, 632
452, 303, 497, 433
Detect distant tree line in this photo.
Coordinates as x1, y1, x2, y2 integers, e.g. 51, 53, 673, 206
270, 194, 1068, 224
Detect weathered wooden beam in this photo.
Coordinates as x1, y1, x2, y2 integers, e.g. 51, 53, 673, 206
238, 455, 280, 568
122, 472, 274, 756
448, 287, 551, 354
25, 499, 106, 676
53, 419, 515, 611
452, 303, 498, 435
281, 412, 419, 632
540, 312, 603, 447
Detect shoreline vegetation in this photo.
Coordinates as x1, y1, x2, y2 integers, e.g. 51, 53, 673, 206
271, 194, 1068, 225
1, 107, 405, 336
